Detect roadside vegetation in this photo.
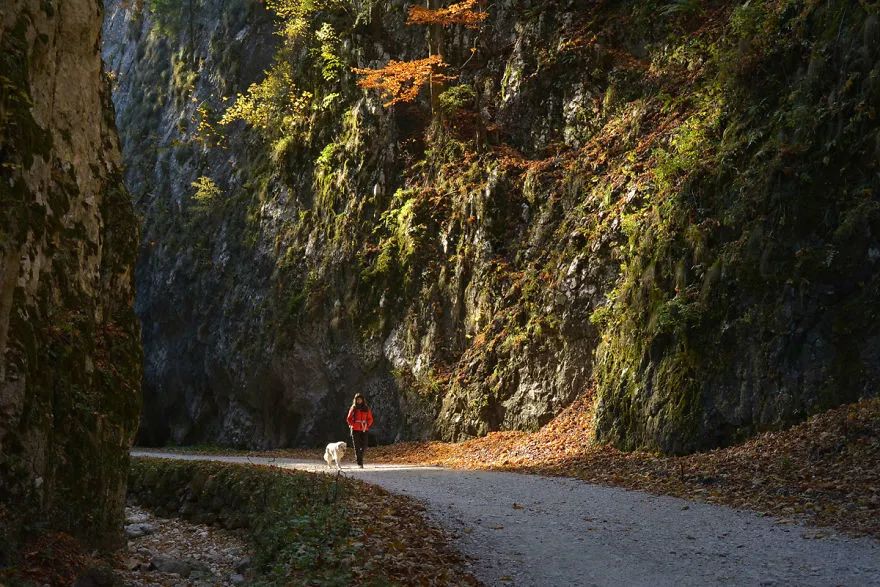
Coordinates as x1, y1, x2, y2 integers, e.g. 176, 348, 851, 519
1, 460, 478, 585
127, 458, 479, 585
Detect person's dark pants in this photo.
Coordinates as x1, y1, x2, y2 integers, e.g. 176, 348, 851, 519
351, 430, 367, 466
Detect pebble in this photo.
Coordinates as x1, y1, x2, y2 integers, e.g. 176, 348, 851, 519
125, 523, 156, 538
126, 512, 150, 525
234, 556, 251, 572
151, 554, 194, 577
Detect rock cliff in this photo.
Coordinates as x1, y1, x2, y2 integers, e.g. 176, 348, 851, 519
1, 0, 141, 551
103, 0, 879, 452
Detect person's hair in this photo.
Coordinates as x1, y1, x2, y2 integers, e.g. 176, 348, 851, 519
351, 393, 369, 410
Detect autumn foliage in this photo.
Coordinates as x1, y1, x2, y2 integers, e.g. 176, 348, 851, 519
353, 55, 455, 107
354, 1, 486, 107
406, 0, 487, 28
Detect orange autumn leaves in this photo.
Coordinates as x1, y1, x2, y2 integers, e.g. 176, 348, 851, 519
406, 0, 487, 28
353, 56, 455, 107
353, 0, 486, 107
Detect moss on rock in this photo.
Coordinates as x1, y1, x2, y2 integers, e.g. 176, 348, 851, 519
0, 0, 141, 556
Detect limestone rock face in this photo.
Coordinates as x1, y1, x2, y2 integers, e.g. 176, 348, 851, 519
101, 0, 613, 449
0, 0, 141, 549
104, 0, 878, 453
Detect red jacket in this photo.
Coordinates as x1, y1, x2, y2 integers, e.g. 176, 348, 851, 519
347, 406, 374, 432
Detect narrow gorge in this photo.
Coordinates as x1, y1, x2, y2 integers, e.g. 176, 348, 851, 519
2, 0, 879, 578
103, 0, 880, 453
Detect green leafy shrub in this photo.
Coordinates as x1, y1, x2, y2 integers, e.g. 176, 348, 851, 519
191, 175, 221, 207
147, 0, 189, 37
438, 84, 476, 115
314, 22, 345, 81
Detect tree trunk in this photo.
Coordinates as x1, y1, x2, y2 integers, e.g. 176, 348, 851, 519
427, 0, 446, 115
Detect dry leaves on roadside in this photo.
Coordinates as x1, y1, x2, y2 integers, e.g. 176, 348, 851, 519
344, 481, 480, 586
368, 396, 880, 539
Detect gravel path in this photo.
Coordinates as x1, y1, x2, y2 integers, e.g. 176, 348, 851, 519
133, 451, 880, 586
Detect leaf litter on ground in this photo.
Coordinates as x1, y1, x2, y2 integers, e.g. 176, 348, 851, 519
370, 395, 880, 539
210, 395, 880, 540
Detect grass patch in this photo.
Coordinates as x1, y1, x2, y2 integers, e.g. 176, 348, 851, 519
128, 457, 478, 586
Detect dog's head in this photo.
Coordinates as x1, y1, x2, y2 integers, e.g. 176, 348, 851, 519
329, 441, 347, 452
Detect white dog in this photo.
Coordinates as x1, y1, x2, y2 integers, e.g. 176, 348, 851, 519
324, 441, 347, 470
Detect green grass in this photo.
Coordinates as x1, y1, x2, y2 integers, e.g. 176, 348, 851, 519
129, 458, 356, 585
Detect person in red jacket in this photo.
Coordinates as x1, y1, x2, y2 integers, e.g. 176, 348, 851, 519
346, 393, 374, 468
